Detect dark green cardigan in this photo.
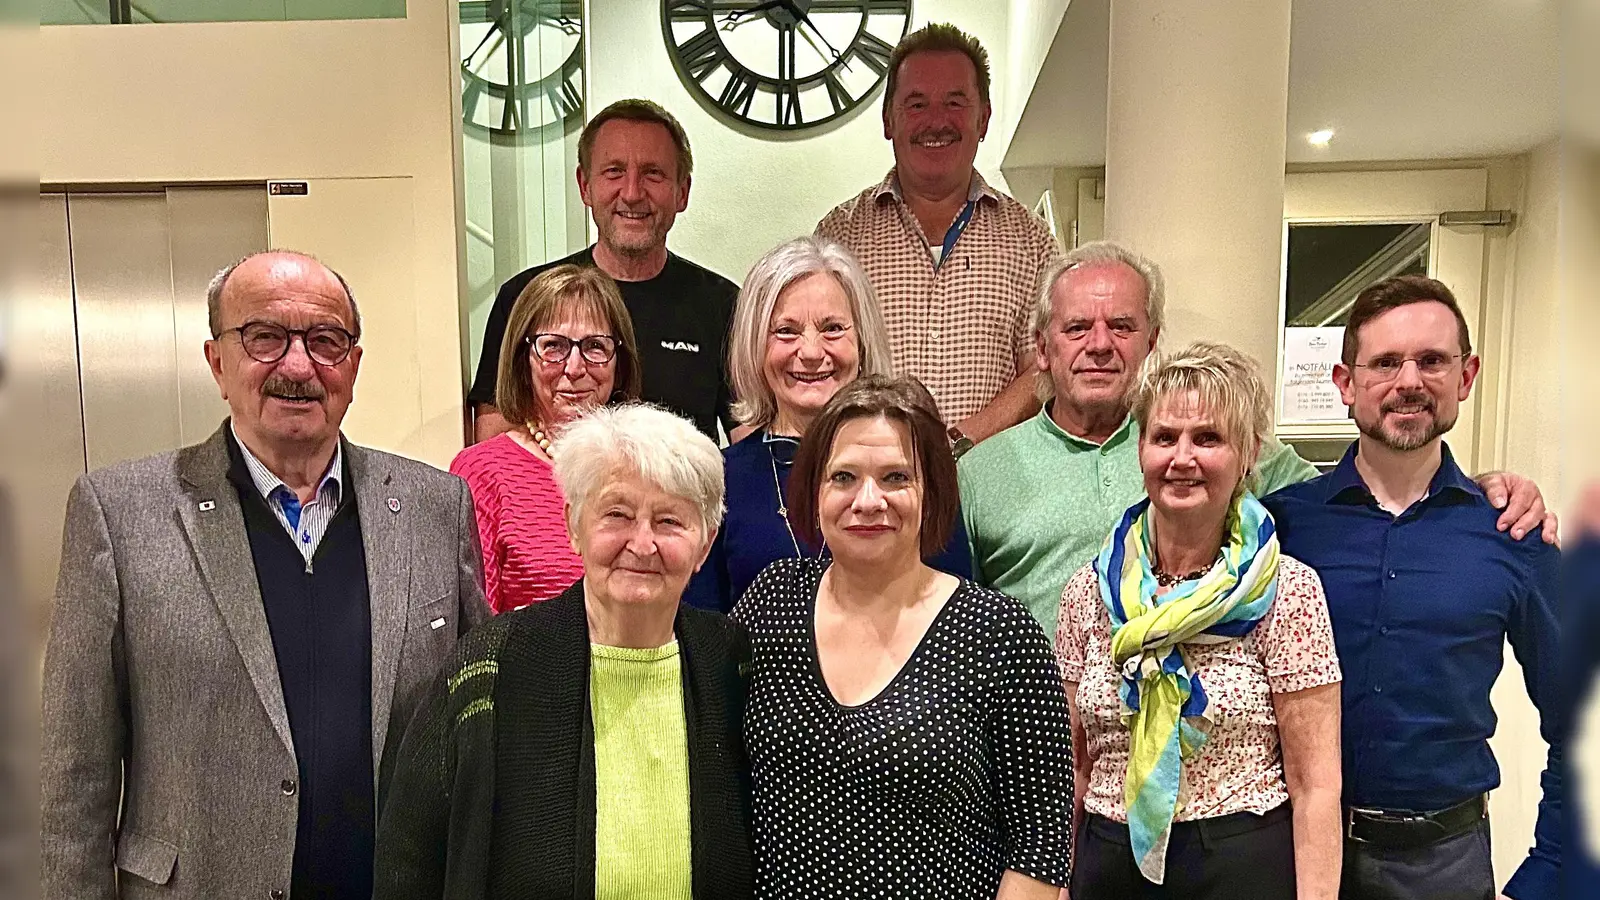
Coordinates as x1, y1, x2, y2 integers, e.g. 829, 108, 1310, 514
373, 582, 755, 899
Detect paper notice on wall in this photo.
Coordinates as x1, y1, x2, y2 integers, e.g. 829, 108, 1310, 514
1281, 326, 1347, 423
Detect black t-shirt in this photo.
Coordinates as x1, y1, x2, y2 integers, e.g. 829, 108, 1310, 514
469, 246, 738, 440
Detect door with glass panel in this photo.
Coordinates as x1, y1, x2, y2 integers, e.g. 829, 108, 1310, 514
1277, 169, 1490, 472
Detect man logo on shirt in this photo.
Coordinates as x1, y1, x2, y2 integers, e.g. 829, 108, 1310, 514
660, 340, 701, 353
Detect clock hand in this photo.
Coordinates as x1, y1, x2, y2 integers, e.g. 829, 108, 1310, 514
779, 1, 849, 70
462, 3, 515, 69
794, 21, 846, 71
722, 0, 788, 30
463, 24, 506, 70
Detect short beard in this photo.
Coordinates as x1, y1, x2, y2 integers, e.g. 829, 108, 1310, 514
1353, 397, 1455, 452
596, 216, 667, 258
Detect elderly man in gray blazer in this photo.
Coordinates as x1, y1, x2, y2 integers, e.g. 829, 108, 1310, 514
41, 250, 491, 900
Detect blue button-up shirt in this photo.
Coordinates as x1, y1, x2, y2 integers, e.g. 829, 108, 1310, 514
1263, 442, 1563, 899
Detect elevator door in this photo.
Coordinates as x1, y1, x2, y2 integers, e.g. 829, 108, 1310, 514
22, 187, 269, 622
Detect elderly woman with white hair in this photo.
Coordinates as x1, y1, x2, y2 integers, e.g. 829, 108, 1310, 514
684, 235, 972, 612
374, 404, 753, 900
1057, 342, 1343, 899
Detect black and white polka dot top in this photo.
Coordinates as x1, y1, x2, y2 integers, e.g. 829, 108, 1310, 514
731, 558, 1073, 899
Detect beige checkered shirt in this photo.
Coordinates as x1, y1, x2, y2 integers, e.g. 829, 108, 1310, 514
816, 169, 1060, 423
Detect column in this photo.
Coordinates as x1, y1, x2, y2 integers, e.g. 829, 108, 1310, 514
1102, 0, 1292, 371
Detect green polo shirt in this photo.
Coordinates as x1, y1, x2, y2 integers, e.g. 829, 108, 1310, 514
957, 407, 1318, 635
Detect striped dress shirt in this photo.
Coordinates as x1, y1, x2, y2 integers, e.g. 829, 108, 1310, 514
232, 424, 344, 568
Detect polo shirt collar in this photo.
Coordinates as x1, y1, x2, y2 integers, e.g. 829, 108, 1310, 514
1033, 404, 1138, 451
1324, 440, 1481, 505
875, 167, 999, 206
230, 420, 344, 508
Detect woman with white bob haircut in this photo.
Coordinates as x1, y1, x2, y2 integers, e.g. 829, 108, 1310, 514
684, 235, 973, 612
374, 404, 755, 900
1057, 342, 1342, 899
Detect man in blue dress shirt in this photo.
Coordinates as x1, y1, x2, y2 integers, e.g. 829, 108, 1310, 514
1264, 275, 1563, 900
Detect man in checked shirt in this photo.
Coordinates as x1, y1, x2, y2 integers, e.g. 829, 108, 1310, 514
817, 22, 1059, 454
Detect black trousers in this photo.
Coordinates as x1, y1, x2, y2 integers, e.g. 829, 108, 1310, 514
1071, 804, 1296, 899
1340, 818, 1494, 900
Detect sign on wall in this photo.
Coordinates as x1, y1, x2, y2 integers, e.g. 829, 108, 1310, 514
1279, 326, 1345, 424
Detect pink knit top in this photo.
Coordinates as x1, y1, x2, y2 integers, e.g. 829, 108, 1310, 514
450, 434, 583, 613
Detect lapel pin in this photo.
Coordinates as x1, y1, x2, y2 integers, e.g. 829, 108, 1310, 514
429, 617, 447, 630
387, 497, 401, 514
199, 500, 216, 512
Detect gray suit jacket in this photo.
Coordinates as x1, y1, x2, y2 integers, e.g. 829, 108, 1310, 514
40, 424, 491, 900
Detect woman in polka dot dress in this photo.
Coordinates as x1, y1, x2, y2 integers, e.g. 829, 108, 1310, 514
732, 375, 1073, 899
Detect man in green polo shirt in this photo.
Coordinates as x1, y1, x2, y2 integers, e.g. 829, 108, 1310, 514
957, 240, 1556, 635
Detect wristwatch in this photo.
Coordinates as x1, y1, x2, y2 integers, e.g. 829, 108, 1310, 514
947, 425, 975, 459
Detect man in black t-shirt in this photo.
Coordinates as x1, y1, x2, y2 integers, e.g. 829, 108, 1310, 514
469, 99, 738, 443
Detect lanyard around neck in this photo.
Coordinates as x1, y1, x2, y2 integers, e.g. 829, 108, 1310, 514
937, 199, 978, 269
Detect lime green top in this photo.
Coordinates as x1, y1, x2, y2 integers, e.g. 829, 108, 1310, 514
590, 640, 694, 900
957, 407, 1318, 635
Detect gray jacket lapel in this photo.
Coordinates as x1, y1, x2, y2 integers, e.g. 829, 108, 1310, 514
175, 426, 295, 757
348, 444, 411, 772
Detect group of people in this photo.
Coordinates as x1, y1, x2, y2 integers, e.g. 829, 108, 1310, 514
39, 19, 1572, 900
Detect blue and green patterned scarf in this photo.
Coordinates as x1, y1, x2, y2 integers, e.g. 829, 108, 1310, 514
1094, 492, 1280, 884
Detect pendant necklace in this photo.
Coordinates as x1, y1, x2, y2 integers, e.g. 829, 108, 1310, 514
769, 444, 824, 560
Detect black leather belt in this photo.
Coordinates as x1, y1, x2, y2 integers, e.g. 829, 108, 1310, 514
1345, 795, 1487, 850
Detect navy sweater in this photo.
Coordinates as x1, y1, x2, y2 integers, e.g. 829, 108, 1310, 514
229, 440, 375, 900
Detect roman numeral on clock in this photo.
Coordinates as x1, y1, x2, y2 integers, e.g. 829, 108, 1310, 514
661, 0, 912, 131
675, 28, 727, 81
717, 69, 758, 117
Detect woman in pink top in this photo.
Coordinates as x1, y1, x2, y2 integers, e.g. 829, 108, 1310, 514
451, 264, 642, 612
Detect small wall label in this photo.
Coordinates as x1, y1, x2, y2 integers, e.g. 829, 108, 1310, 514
269, 181, 309, 196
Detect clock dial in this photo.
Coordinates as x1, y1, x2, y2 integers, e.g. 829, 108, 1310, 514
663, 0, 913, 131
461, 0, 585, 136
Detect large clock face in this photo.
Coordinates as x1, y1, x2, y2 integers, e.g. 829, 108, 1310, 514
461, 0, 584, 136
663, 1, 913, 132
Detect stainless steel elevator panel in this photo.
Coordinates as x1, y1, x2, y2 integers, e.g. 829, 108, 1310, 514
18, 194, 89, 617
33, 195, 85, 471
67, 193, 184, 471
166, 186, 270, 445
25, 186, 269, 619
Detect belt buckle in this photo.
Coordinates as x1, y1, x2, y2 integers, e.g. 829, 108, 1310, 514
1346, 806, 1426, 842
1346, 806, 1377, 841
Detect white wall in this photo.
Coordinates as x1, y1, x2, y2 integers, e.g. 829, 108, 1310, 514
996, 0, 1073, 152
585, 0, 1013, 285
1500, 141, 1563, 500
38, 9, 467, 466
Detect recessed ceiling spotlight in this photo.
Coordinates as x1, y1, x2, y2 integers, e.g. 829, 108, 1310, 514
1307, 128, 1335, 146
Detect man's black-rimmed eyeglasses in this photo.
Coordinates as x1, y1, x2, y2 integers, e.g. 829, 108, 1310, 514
527, 333, 619, 365
217, 321, 358, 366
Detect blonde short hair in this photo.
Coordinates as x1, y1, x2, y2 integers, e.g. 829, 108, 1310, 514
550, 403, 726, 537
727, 236, 892, 429
1130, 341, 1272, 490
496, 265, 642, 427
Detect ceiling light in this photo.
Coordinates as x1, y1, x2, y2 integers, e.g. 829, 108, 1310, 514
1307, 128, 1335, 146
